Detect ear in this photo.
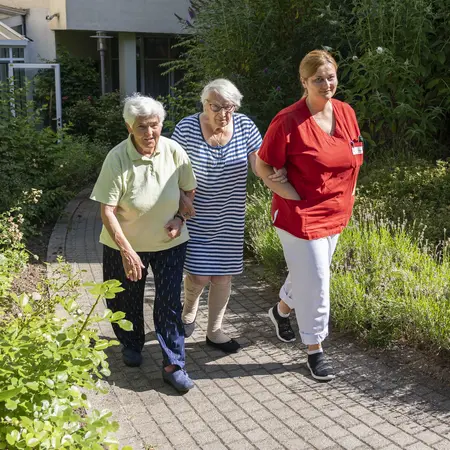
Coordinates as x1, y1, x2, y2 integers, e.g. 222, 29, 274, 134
125, 122, 133, 134
300, 77, 307, 90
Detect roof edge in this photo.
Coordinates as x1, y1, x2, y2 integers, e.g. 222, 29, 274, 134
0, 5, 27, 17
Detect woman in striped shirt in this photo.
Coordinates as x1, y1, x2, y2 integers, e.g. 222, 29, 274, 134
172, 79, 284, 353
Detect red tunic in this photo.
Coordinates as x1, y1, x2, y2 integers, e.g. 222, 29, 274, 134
258, 98, 363, 240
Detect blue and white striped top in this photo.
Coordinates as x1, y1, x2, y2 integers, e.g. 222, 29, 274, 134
172, 113, 262, 275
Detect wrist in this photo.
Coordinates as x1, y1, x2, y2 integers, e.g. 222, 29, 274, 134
174, 213, 185, 224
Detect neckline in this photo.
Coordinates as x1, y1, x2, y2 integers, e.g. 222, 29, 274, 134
305, 98, 340, 139
197, 113, 236, 150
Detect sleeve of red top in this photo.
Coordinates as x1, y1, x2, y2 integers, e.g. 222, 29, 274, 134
257, 115, 287, 170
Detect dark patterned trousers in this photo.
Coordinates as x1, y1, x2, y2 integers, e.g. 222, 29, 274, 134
102, 243, 187, 368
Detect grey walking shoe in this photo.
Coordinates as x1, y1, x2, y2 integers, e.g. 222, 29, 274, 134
183, 321, 196, 337
162, 367, 195, 393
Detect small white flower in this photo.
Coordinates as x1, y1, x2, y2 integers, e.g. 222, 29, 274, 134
352, 55, 358, 61
376, 46, 384, 54
323, 45, 333, 51
32, 292, 42, 301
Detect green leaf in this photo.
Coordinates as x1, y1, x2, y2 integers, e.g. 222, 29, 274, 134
426, 78, 440, 90
117, 319, 133, 331
19, 293, 29, 308
0, 387, 22, 401
26, 381, 39, 391
6, 430, 19, 445
20, 416, 33, 427
110, 311, 126, 321
25, 434, 40, 447
94, 341, 109, 351
5, 398, 18, 410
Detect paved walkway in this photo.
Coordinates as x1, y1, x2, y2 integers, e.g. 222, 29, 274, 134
47, 189, 450, 450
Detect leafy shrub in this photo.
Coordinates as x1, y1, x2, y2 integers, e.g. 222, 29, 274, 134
333, 205, 450, 348
358, 156, 450, 244
168, 0, 449, 154
0, 261, 132, 449
337, 0, 450, 155
0, 208, 28, 300
245, 180, 450, 351
166, 0, 336, 130
0, 82, 109, 231
34, 49, 101, 114
65, 92, 127, 148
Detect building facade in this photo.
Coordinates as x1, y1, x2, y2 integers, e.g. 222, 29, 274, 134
0, 0, 190, 97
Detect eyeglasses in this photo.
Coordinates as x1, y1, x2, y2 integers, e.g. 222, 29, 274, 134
207, 101, 236, 113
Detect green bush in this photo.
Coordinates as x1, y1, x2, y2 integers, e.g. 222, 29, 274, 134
333, 205, 450, 348
358, 156, 450, 244
0, 82, 109, 231
245, 181, 450, 351
337, 0, 450, 155
65, 92, 127, 148
34, 49, 100, 113
0, 261, 132, 449
168, 0, 450, 154
0, 208, 28, 300
166, 0, 336, 130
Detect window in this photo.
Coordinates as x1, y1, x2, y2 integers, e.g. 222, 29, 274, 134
0, 46, 26, 83
109, 34, 183, 97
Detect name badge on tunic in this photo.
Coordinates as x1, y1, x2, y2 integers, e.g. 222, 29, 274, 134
352, 144, 363, 155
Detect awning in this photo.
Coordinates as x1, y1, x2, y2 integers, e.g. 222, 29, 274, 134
0, 20, 28, 47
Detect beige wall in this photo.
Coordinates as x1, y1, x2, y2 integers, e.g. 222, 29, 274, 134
0, 0, 50, 8
1, 1, 56, 62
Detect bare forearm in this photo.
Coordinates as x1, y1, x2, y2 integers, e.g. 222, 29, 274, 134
248, 152, 258, 177
100, 204, 133, 252
179, 189, 196, 217
256, 156, 300, 200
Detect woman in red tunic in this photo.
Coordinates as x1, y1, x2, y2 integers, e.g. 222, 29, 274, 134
256, 50, 363, 381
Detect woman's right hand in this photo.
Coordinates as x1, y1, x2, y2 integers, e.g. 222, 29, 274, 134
120, 248, 145, 281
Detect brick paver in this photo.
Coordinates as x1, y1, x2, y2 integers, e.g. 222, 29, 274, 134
47, 190, 450, 449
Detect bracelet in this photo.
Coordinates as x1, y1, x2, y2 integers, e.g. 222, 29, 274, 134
174, 213, 185, 224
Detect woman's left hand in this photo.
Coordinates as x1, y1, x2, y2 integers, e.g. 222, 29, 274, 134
268, 166, 288, 183
164, 217, 183, 239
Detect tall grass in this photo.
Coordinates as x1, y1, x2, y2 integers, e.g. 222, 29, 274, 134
246, 181, 450, 350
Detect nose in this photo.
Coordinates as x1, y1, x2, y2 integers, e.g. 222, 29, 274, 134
145, 126, 153, 136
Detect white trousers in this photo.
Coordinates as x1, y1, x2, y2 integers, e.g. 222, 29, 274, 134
276, 228, 339, 345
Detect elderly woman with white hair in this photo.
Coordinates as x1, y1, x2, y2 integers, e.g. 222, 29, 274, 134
172, 78, 284, 353
90, 94, 197, 393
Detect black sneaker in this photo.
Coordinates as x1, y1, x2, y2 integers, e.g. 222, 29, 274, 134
268, 304, 296, 342
307, 352, 335, 381
122, 347, 142, 367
